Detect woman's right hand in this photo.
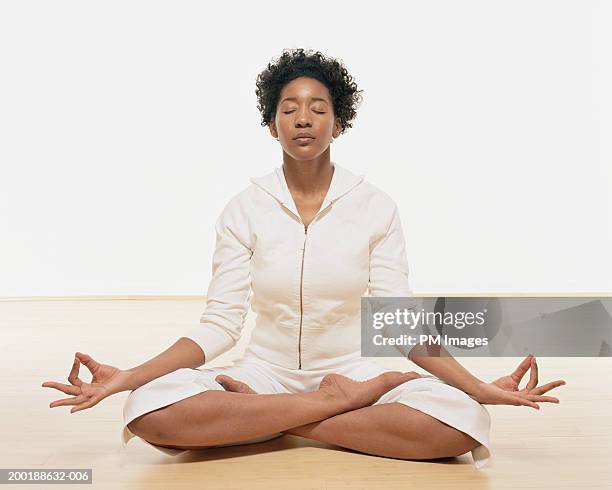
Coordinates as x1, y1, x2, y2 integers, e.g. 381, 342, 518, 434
42, 352, 133, 413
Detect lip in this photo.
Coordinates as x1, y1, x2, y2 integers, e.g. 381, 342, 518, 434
294, 137, 315, 144
293, 132, 315, 140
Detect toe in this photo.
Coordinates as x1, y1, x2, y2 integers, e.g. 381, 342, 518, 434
215, 375, 257, 394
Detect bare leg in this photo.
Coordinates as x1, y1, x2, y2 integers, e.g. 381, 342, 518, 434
127, 371, 416, 447
282, 403, 480, 459
206, 374, 480, 460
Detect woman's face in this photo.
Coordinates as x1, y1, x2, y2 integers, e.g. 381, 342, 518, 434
270, 76, 342, 160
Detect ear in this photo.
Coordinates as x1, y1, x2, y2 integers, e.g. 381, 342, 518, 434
269, 116, 279, 139
333, 117, 343, 138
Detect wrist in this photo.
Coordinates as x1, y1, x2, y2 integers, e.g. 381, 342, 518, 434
467, 381, 488, 403
117, 369, 140, 392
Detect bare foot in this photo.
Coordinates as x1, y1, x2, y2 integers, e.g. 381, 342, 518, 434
216, 371, 422, 412
318, 371, 421, 410
215, 374, 258, 394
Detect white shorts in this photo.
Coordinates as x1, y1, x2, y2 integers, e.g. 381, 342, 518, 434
122, 353, 491, 469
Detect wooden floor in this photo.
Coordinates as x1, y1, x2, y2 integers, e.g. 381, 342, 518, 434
2, 299, 611, 489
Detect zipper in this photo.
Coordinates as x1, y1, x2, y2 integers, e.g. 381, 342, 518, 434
298, 223, 308, 369
278, 199, 335, 370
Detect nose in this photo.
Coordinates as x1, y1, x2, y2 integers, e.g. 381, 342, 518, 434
295, 106, 312, 127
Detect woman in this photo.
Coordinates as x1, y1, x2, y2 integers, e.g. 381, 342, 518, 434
42, 48, 566, 469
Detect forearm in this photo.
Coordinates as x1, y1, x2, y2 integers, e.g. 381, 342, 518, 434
408, 344, 484, 396
123, 337, 206, 391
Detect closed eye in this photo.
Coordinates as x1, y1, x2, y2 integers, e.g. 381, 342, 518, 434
282, 110, 326, 114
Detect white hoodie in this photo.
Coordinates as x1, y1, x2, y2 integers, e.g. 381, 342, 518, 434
183, 161, 413, 370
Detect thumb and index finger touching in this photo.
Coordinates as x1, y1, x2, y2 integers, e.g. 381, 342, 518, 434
511, 354, 545, 391
75, 352, 100, 373
512, 354, 567, 395
67, 352, 100, 387
41, 352, 98, 390
510, 354, 535, 385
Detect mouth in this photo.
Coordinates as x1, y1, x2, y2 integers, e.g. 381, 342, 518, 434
293, 137, 315, 144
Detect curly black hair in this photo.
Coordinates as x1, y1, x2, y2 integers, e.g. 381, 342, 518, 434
255, 48, 364, 135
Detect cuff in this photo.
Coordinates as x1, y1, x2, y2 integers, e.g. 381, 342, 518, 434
181, 323, 235, 364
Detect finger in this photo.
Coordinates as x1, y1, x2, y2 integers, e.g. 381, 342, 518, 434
511, 355, 533, 385
525, 357, 539, 390
508, 389, 541, 409
67, 357, 84, 387
524, 394, 559, 404
531, 380, 566, 395
513, 395, 540, 410
71, 396, 99, 413
41, 381, 81, 396
496, 389, 539, 410
49, 394, 88, 408
75, 352, 100, 374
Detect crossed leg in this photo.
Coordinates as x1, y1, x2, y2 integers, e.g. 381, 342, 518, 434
280, 402, 480, 460
127, 373, 480, 460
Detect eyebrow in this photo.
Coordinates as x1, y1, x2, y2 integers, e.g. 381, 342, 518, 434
280, 96, 329, 104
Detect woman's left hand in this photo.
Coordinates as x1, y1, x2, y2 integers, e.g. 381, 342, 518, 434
469, 355, 566, 409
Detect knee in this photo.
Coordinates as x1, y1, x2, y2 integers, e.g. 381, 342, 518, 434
127, 408, 171, 444
126, 391, 222, 445
399, 414, 479, 460
444, 434, 481, 458
429, 427, 481, 459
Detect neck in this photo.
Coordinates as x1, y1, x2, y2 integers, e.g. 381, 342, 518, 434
281, 151, 334, 197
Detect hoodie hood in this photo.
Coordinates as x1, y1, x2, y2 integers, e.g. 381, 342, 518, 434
249, 161, 365, 219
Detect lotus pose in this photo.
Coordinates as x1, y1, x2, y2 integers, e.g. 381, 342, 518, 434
42, 48, 565, 468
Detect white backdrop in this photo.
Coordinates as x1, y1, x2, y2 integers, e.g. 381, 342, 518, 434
1, 0, 610, 297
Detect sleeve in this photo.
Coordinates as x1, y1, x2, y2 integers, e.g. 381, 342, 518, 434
366, 203, 419, 358
367, 203, 414, 298
181, 200, 253, 364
